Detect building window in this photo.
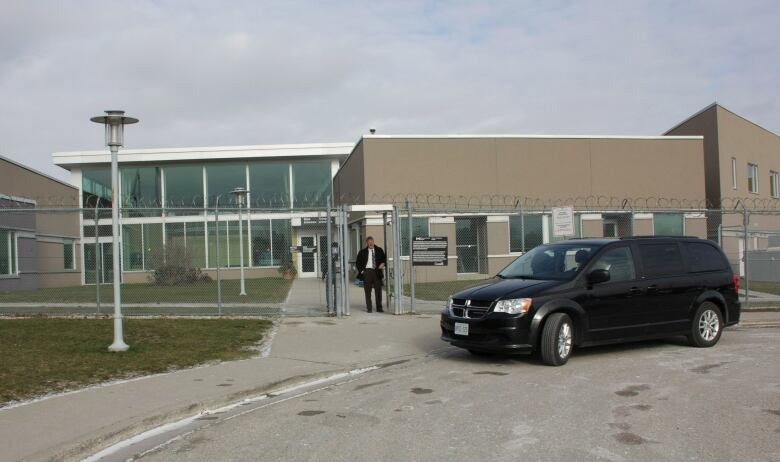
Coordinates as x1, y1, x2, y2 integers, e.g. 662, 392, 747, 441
164, 165, 204, 212
249, 162, 290, 208
747, 163, 759, 193
731, 157, 737, 190
82, 167, 112, 208
771, 171, 779, 198
206, 164, 247, 208
63, 241, 75, 270
292, 160, 332, 208
399, 217, 430, 257
0, 229, 17, 276
509, 214, 543, 252
249, 219, 291, 266
121, 166, 162, 215
653, 213, 684, 236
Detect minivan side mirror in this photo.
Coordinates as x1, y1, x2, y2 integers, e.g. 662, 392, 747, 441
587, 268, 610, 285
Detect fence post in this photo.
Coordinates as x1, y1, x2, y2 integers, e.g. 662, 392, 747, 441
391, 205, 403, 314
382, 211, 390, 310
95, 204, 101, 315
326, 196, 333, 315
519, 200, 526, 253
743, 207, 750, 310
407, 199, 415, 314
215, 200, 222, 316
342, 206, 351, 316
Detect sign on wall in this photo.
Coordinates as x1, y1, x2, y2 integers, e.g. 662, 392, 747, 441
412, 236, 448, 266
552, 207, 575, 237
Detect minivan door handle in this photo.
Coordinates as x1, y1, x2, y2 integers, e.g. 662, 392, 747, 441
646, 285, 659, 294
628, 287, 642, 296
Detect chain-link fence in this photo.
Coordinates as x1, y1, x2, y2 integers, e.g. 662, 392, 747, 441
1, 199, 779, 317
390, 203, 780, 313
0, 205, 340, 317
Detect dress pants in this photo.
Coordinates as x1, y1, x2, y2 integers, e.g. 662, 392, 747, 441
363, 268, 382, 312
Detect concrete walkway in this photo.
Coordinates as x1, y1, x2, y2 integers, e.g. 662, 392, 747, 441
1, 310, 778, 462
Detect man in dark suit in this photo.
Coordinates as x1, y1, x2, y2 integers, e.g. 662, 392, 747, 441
355, 236, 386, 312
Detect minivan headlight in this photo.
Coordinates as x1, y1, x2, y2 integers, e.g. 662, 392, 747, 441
445, 296, 453, 315
493, 298, 532, 315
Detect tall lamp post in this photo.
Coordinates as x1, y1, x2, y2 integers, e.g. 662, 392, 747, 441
90, 110, 138, 352
231, 187, 248, 296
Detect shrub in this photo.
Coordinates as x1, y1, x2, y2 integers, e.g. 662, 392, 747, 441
149, 243, 203, 286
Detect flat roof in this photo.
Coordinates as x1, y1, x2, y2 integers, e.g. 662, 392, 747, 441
0, 154, 77, 190
362, 134, 703, 140
52, 142, 356, 169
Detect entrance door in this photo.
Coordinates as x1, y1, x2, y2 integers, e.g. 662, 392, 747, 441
456, 217, 487, 274
297, 234, 322, 278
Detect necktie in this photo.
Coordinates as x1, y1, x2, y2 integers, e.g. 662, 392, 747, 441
372, 248, 376, 268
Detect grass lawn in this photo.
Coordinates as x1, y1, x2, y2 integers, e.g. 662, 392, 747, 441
741, 278, 780, 296
403, 279, 491, 301
0, 278, 293, 304
0, 318, 271, 404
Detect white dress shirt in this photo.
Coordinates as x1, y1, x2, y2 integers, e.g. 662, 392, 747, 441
366, 248, 375, 269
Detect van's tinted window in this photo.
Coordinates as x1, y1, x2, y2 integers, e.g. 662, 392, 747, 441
686, 242, 728, 272
591, 247, 636, 282
639, 243, 684, 278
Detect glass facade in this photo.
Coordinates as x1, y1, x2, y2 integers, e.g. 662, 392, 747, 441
400, 217, 430, 257
250, 162, 290, 208
654, 213, 684, 236
509, 214, 544, 252
82, 167, 112, 208
164, 165, 204, 211
206, 164, 246, 208
292, 161, 331, 207
122, 224, 143, 270
121, 166, 161, 208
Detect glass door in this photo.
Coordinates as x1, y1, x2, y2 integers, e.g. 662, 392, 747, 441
456, 218, 484, 274
298, 235, 317, 277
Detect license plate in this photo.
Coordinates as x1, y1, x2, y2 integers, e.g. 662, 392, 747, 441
454, 322, 469, 336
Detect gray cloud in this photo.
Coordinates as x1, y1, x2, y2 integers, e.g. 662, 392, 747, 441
0, 0, 777, 180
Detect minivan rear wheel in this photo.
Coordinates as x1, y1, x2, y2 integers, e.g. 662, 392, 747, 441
689, 302, 723, 348
540, 313, 573, 366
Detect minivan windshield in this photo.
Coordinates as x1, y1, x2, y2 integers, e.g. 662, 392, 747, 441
498, 244, 600, 281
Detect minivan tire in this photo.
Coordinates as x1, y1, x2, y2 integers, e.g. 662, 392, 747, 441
540, 313, 573, 366
689, 302, 723, 348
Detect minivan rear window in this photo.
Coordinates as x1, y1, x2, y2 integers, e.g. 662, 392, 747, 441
639, 243, 684, 278
685, 242, 729, 272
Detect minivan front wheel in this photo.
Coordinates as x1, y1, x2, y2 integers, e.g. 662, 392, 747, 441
689, 302, 723, 348
540, 313, 573, 366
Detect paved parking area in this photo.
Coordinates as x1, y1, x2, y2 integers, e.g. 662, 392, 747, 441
134, 327, 780, 462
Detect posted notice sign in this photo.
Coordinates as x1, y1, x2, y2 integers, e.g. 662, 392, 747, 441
552, 207, 575, 237
412, 236, 448, 266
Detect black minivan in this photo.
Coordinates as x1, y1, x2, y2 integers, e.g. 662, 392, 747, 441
440, 236, 741, 366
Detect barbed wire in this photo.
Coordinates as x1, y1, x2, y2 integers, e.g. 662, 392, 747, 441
1, 193, 779, 212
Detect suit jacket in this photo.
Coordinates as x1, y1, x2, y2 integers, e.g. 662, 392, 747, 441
356, 245, 386, 278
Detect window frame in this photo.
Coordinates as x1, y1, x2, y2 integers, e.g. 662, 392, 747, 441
0, 229, 19, 277
747, 163, 759, 194
770, 170, 779, 199
731, 157, 737, 190
63, 240, 75, 271
508, 213, 545, 253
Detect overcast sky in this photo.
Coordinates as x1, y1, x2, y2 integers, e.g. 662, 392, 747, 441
1, 0, 778, 180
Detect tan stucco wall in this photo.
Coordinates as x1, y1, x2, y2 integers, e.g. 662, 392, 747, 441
581, 218, 604, 238
684, 217, 708, 238
714, 106, 780, 202
633, 218, 653, 235
0, 158, 79, 237
353, 137, 705, 203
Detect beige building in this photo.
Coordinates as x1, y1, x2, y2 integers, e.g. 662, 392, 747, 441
0, 155, 81, 291
334, 135, 709, 282
666, 103, 780, 275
